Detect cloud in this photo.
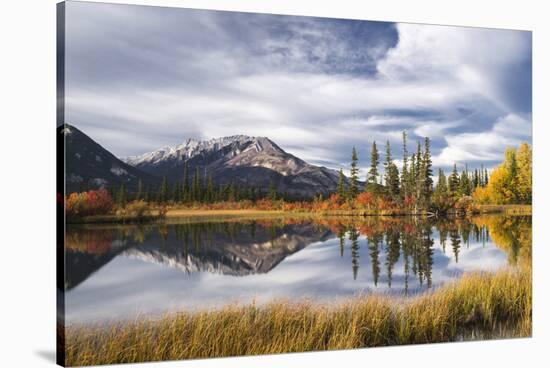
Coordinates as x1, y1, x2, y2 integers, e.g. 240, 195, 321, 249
63, 2, 532, 173
433, 113, 531, 168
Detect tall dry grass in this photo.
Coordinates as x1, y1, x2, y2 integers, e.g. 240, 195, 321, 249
64, 267, 531, 366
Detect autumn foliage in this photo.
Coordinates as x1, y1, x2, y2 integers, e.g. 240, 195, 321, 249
472, 143, 531, 206
65, 189, 114, 218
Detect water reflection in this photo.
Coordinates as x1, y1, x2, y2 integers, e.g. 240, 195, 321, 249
64, 215, 531, 323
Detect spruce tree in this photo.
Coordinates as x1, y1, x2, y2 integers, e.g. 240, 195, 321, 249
171, 182, 180, 203
473, 169, 479, 188
448, 164, 459, 194
337, 169, 346, 198
387, 163, 400, 198
383, 140, 392, 191
158, 176, 168, 204
401, 131, 409, 198
268, 181, 277, 201
182, 162, 189, 202
192, 167, 202, 201
117, 183, 127, 208
459, 169, 471, 196
367, 141, 380, 187
228, 182, 236, 201
136, 179, 143, 201
349, 147, 359, 199
414, 141, 423, 201
434, 168, 447, 197
421, 137, 433, 202
410, 153, 417, 193
206, 174, 214, 202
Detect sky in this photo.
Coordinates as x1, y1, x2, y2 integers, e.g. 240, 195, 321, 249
63, 1, 532, 176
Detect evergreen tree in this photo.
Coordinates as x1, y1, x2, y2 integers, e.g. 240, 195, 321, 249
421, 137, 433, 202
117, 183, 127, 208
448, 164, 459, 194
472, 169, 479, 188
143, 186, 150, 203
182, 162, 190, 202
206, 174, 214, 202
171, 182, 180, 203
192, 167, 202, 201
337, 169, 346, 198
414, 141, 424, 202
157, 176, 168, 203
434, 168, 447, 196
349, 147, 359, 199
224, 182, 233, 201
384, 140, 392, 186
415, 141, 422, 183
387, 163, 400, 198
367, 141, 380, 187
459, 168, 471, 196
268, 181, 277, 201
410, 153, 417, 192
401, 131, 410, 198
136, 179, 143, 201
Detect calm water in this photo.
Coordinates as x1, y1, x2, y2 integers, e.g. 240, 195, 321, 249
63, 215, 531, 324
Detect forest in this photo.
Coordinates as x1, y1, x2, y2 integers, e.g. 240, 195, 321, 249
64, 132, 532, 219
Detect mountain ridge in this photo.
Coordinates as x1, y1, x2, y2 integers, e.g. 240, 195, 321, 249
122, 134, 346, 198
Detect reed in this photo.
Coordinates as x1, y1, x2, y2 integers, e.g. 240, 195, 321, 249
64, 267, 531, 366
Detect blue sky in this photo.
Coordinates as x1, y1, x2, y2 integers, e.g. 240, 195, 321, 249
63, 1, 532, 176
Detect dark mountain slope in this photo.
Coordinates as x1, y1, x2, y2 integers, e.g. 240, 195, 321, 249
60, 124, 160, 193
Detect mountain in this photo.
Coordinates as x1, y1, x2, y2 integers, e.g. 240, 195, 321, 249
124, 135, 345, 198
60, 124, 160, 193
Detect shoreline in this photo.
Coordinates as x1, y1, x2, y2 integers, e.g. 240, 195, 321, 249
63, 266, 531, 366
66, 204, 532, 224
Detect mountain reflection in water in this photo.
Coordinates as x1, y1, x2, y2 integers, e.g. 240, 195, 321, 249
64, 216, 531, 324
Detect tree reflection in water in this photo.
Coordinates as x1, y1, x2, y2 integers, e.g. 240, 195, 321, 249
65, 215, 531, 293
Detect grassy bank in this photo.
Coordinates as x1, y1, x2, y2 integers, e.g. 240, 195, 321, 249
476, 204, 532, 215
68, 204, 532, 224
64, 267, 531, 366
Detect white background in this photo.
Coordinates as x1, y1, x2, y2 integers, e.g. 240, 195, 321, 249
0, 0, 548, 367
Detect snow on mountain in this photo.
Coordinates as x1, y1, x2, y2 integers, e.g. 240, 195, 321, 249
124, 135, 266, 167
121, 134, 345, 198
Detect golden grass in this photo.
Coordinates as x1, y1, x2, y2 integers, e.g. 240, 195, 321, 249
64, 266, 531, 366
476, 204, 532, 215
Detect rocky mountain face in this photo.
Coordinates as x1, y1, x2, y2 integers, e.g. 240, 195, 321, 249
124, 135, 344, 198
60, 124, 160, 193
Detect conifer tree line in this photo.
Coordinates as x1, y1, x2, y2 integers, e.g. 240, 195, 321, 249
110, 162, 284, 207
108, 132, 530, 209
335, 131, 525, 210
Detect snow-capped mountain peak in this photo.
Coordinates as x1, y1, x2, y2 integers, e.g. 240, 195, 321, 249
123, 135, 274, 167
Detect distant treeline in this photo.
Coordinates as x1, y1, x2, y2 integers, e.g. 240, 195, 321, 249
66, 131, 531, 216
107, 162, 289, 208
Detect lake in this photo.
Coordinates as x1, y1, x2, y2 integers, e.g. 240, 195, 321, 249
63, 215, 531, 324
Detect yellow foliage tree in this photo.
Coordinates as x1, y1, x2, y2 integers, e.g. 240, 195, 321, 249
516, 142, 532, 203
484, 143, 531, 205
472, 186, 491, 204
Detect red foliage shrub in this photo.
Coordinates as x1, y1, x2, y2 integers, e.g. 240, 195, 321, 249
65, 189, 114, 218
356, 192, 375, 209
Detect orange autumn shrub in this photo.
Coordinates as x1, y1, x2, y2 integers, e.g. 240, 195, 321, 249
356, 192, 375, 209
66, 189, 114, 218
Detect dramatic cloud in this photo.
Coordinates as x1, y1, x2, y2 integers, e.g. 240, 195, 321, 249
63, 2, 532, 174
